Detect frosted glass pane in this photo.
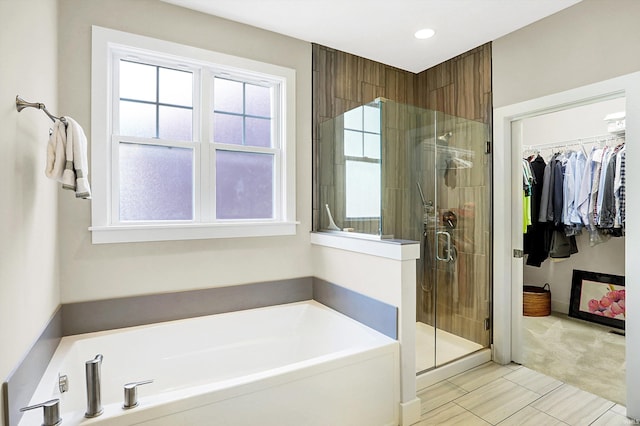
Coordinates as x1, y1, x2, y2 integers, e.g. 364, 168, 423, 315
120, 101, 156, 138
213, 113, 243, 145
216, 151, 273, 219
363, 105, 381, 133
214, 78, 243, 113
245, 84, 271, 117
346, 160, 380, 218
343, 106, 362, 131
120, 61, 156, 102
364, 133, 381, 159
344, 130, 363, 157
245, 117, 271, 147
159, 68, 192, 107
159, 106, 192, 141
119, 143, 193, 221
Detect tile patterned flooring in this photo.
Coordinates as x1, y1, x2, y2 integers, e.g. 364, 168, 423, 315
414, 361, 635, 425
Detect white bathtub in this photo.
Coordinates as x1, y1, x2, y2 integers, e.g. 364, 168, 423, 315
19, 301, 400, 426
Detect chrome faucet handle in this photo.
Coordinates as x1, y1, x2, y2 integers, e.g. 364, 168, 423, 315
20, 398, 62, 426
123, 379, 154, 409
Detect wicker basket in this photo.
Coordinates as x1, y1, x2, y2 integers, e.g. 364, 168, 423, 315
523, 283, 551, 317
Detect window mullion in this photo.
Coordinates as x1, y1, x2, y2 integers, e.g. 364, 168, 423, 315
110, 135, 120, 225
242, 82, 246, 146
199, 69, 212, 222
155, 66, 160, 138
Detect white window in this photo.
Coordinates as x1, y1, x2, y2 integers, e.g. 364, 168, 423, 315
343, 104, 381, 219
91, 26, 297, 243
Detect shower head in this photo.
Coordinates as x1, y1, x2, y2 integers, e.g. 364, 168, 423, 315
438, 132, 453, 142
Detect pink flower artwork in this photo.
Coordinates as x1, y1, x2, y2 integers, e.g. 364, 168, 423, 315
586, 286, 625, 319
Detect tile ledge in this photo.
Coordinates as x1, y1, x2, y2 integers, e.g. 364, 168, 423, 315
310, 231, 419, 261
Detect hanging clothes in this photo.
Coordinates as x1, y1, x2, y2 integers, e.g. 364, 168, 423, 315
524, 155, 550, 267
522, 137, 626, 267
522, 159, 534, 233
614, 146, 626, 230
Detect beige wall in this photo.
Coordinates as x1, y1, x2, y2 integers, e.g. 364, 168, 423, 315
56, 0, 313, 303
0, 0, 60, 421
493, 0, 640, 108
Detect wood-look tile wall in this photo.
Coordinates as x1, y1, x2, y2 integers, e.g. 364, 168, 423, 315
313, 43, 492, 348
417, 43, 492, 124
313, 44, 419, 231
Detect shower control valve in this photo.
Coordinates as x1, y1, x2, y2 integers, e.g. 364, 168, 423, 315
443, 210, 457, 229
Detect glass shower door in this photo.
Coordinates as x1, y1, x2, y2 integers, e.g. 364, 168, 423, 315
409, 106, 491, 374
430, 112, 491, 368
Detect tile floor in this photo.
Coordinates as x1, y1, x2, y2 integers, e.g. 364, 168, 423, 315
414, 361, 636, 425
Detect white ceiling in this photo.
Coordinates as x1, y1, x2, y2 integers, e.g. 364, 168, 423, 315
161, 0, 581, 73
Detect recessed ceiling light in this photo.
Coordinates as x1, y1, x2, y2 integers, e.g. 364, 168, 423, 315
414, 28, 435, 39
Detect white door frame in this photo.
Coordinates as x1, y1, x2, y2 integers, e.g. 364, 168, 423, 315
492, 71, 640, 418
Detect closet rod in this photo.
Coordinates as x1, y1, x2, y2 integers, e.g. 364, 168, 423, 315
15, 95, 67, 125
523, 132, 624, 152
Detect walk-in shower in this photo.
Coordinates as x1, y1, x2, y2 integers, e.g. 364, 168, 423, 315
317, 98, 491, 374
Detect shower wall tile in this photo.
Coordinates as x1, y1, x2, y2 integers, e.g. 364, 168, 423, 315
435, 251, 490, 346
417, 44, 492, 123
361, 57, 385, 86
386, 69, 409, 104
335, 50, 359, 102
457, 186, 489, 256
361, 82, 386, 104
454, 54, 478, 121
312, 44, 420, 231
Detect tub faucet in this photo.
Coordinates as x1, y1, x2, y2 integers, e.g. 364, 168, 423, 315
85, 354, 104, 418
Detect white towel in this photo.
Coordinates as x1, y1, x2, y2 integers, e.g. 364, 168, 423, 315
44, 117, 91, 199
62, 116, 91, 199
45, 120, 67, 181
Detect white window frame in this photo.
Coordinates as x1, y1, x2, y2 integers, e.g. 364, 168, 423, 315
342, 105, 382, 220
91, 26, 297, 244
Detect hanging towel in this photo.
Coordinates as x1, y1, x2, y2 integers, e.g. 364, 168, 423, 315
45, 117, 91, 199
62, 116, 91, 199
45, 120, 67, 181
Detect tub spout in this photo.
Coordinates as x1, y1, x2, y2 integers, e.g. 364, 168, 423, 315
85, 354, 104, 418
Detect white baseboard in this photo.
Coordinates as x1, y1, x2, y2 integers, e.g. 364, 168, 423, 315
400, 397, 422, 426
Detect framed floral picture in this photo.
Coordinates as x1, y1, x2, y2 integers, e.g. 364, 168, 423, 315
569, 269, 625, 330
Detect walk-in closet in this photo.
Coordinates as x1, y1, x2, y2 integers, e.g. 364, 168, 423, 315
513, 97, 626, 405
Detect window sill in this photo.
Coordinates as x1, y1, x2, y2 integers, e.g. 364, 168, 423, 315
90, 221, 299, 244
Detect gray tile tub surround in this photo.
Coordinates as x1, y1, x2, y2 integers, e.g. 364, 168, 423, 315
313, 277, 398, 339
62, 278, 313, 335
3, 308, 62, 426
3, 277, 398, 426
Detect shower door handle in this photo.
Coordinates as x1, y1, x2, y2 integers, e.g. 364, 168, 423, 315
436, 230, 453, 262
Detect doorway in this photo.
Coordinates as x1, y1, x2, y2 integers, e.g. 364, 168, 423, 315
513, 97, 626, 404
492, 71, 640, 419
